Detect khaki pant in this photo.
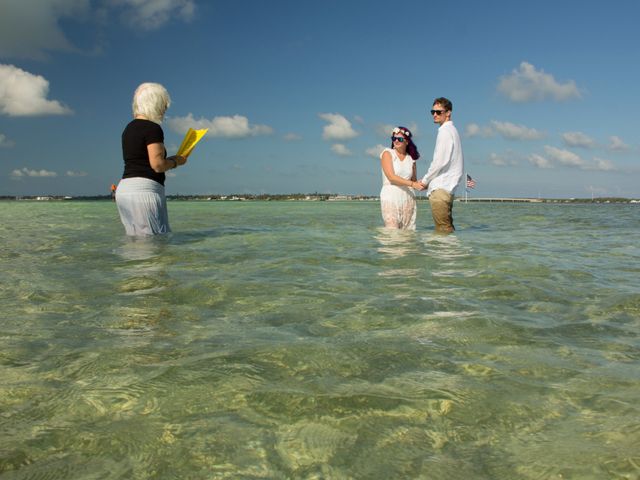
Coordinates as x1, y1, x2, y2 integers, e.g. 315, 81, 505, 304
429, 189, 455, 233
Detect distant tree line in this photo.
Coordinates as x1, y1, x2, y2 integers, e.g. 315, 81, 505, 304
1, 195, 638, 203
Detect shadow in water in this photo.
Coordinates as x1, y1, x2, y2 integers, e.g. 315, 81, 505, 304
169, 226, 275, 246
418, 231, 473, 260
113, 234, 170, 262
375, 227, 423, 259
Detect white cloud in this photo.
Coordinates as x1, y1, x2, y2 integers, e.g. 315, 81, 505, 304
528, 154, 553, 169
465, 123, 480, 137
111, 0, 196, 30
489, 152, 518, 167
167, 113, 273, 138
544, 145, 586, 167
464, 123, 493, 138
497, 62, 582, 102
588, 158, 616, 171
331, 143, 352, 156
66, 170, 87, 177
490, 120, 544, 140
366, 144, 387, 159
0, 0, 88, 60
561, 131, 597, 149
0, 64, 72, 116
376, 123, 396, 138
0, 133, 15, 148
0, 0, 195, 60
464, 120, 543, 140
283, 132, 302, 141
608, 136, 630, 152
529, 146, 618, 171
319, 113, 358, 141
11, 167, 57, 178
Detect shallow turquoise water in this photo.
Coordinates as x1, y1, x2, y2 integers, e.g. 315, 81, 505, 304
1, 200, 639, 479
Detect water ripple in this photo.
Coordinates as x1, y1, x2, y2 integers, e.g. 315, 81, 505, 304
1, 201, 639, 478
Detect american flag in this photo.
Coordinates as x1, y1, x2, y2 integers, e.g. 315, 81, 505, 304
466, 174, 476, 189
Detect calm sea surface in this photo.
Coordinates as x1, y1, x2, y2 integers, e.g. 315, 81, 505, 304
1, 200, 639, 479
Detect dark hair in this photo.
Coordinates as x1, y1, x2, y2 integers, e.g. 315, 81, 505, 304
433, 97, 452, 112
390, 126, 420, 160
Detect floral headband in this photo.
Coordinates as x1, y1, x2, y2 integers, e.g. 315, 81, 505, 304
392, 127, 411, 138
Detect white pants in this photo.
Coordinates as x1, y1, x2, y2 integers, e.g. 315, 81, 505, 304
115, 177, 170, 236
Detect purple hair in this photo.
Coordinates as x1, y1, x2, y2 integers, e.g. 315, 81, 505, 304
390, 126, 420, 160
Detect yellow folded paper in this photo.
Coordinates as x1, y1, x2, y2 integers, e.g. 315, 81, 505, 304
176, 128, 208, 157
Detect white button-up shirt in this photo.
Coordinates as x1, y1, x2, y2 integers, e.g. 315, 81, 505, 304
421, 121, 464, 196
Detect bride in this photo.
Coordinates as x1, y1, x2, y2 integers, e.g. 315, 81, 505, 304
379, 126, 424, 229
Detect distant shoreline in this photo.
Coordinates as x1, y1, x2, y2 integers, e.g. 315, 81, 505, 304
2, 194, 639, 204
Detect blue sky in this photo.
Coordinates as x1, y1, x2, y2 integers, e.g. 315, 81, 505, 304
1, 0, 638, 198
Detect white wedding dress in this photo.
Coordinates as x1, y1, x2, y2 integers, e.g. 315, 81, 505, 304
379, 148, 416, 230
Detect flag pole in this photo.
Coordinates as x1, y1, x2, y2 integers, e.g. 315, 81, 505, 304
465, 170, 468, 203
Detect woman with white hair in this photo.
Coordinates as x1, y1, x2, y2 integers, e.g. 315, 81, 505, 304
115, 82, 187, 235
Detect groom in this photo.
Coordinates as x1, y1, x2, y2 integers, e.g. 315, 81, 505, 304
420, 97, 464, 233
